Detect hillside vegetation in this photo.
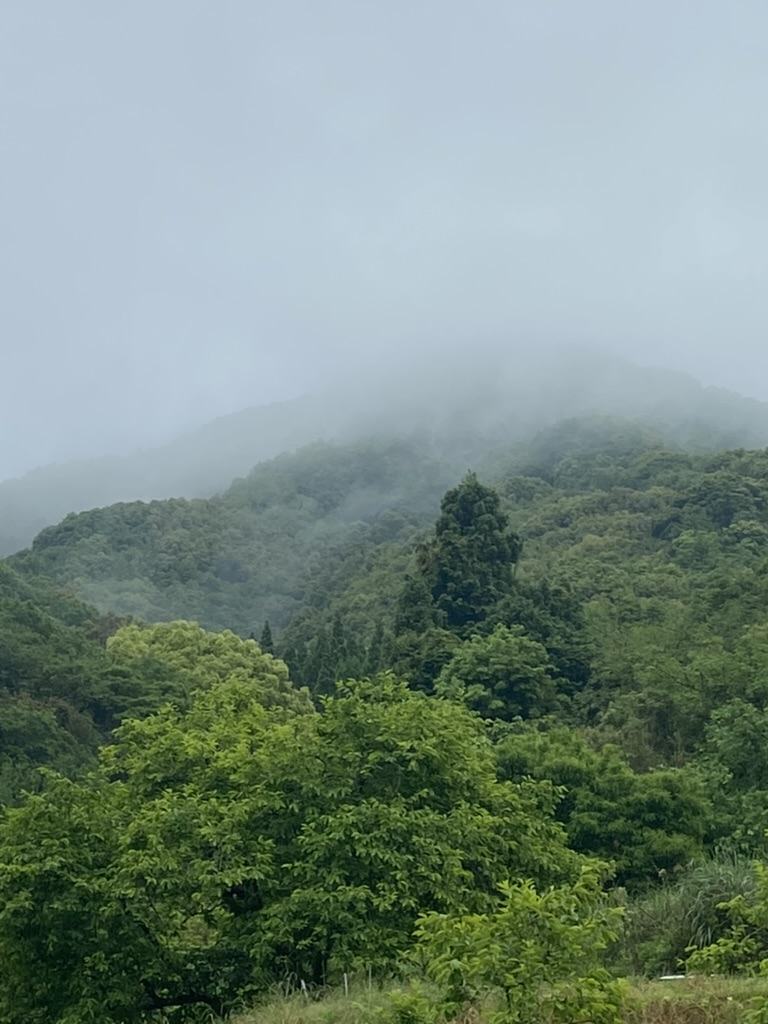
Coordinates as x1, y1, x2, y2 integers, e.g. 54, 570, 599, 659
6, 410, 768, 1020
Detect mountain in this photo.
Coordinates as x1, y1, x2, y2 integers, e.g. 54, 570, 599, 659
10, 354, 768, 1011
10, 437, 456, 634
11, 411, 768, 657
10, 404, 768, 987
11, 415, 768, 770
4, 345, 768, 555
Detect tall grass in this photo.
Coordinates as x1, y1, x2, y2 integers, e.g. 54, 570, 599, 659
230, 976, 768, 1024
617, 852, 757, 977
231, 980, 414, 1024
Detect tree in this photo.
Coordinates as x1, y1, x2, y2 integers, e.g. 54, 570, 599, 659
428, 473, 522, 631
0, 760, 258, 1022
365, 621, 387, 675
417, 866, 625, 1024
435, 625, 559, 720
301, 625, 335, 695
0, 676, 579, 1022
0, 694, 93, 804
391, 625, 461, 694
394, 570, 439, 636
0, 595, 108, 800
392, 476, 524, 691
697, 699, 768, 850
496, 726, 709, 888
259, 620, 274, 654
103, 619, 312, 720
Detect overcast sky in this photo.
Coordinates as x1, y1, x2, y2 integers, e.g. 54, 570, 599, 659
2, 0, 768, 480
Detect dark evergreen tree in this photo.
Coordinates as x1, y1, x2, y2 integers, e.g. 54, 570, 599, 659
259, 620, 275, 654
394, 572, 438, 635
429, 473, 522, 632
338, 633, 367, 681
329, 613, 347, 666
280, 639, 308, 688
304, 627, 335, 696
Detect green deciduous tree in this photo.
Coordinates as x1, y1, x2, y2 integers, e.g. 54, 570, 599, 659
496, 726, 709, 887
103, 619, 312, 720
697, 698, 768, 850
435, 624, 559, 720
417, 865, 626, 1024
0, 676, 577, 1022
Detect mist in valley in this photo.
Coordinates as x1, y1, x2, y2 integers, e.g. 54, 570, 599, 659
3, 340, 768, 557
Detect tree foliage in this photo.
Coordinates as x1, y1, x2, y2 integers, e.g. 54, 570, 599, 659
103, 619, 312, 719
435, 625, 559, 720
0, 676, 578, 1022
495, 726, 708, 887
417, 866, 625, 1024
428, 473, 522, 630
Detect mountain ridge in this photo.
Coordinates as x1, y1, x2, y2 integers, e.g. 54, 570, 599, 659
4, 346, 768, 555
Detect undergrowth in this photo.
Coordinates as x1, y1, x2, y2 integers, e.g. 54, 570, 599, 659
231, 976, 768, 1024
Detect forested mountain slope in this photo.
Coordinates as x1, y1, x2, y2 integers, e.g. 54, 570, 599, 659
11, 418, 768, 808
0, 559, 312, 806
4, 346, 768, 555
9, 416, 768, 1016
12, 439, 457, 632
15, 419, 768, 653
0, 563, 122, 801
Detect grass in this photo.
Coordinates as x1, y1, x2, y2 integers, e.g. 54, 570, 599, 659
231, 982, 386, 1024
617, 853, 757, 977
625, 975, 768, 1024
229, 976, 768, 1024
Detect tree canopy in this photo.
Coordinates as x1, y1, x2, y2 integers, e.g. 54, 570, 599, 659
0, 676, 577, 1022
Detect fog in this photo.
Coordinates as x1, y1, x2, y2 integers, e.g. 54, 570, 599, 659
3, 0, 768, 482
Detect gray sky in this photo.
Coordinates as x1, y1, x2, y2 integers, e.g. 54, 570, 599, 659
2, 0, 768, 481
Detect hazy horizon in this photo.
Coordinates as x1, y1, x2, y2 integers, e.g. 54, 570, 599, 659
4, 1, 768, 481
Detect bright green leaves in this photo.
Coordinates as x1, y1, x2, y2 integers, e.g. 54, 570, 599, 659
104, 619, 313, 720
0, 777, 141, 1023
417, 866, 626, 1024
244, 676, 578, 980
0, 675, 578, 1022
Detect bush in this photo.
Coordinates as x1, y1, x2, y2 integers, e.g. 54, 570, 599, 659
416, 866, 626, 1024
616, 852, 757, 976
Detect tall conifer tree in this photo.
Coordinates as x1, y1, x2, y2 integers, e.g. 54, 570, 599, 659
430, 473, 522, 631
259, 620, 275, 654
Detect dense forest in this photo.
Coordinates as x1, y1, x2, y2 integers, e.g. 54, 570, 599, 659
7, 407, 768, 1021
